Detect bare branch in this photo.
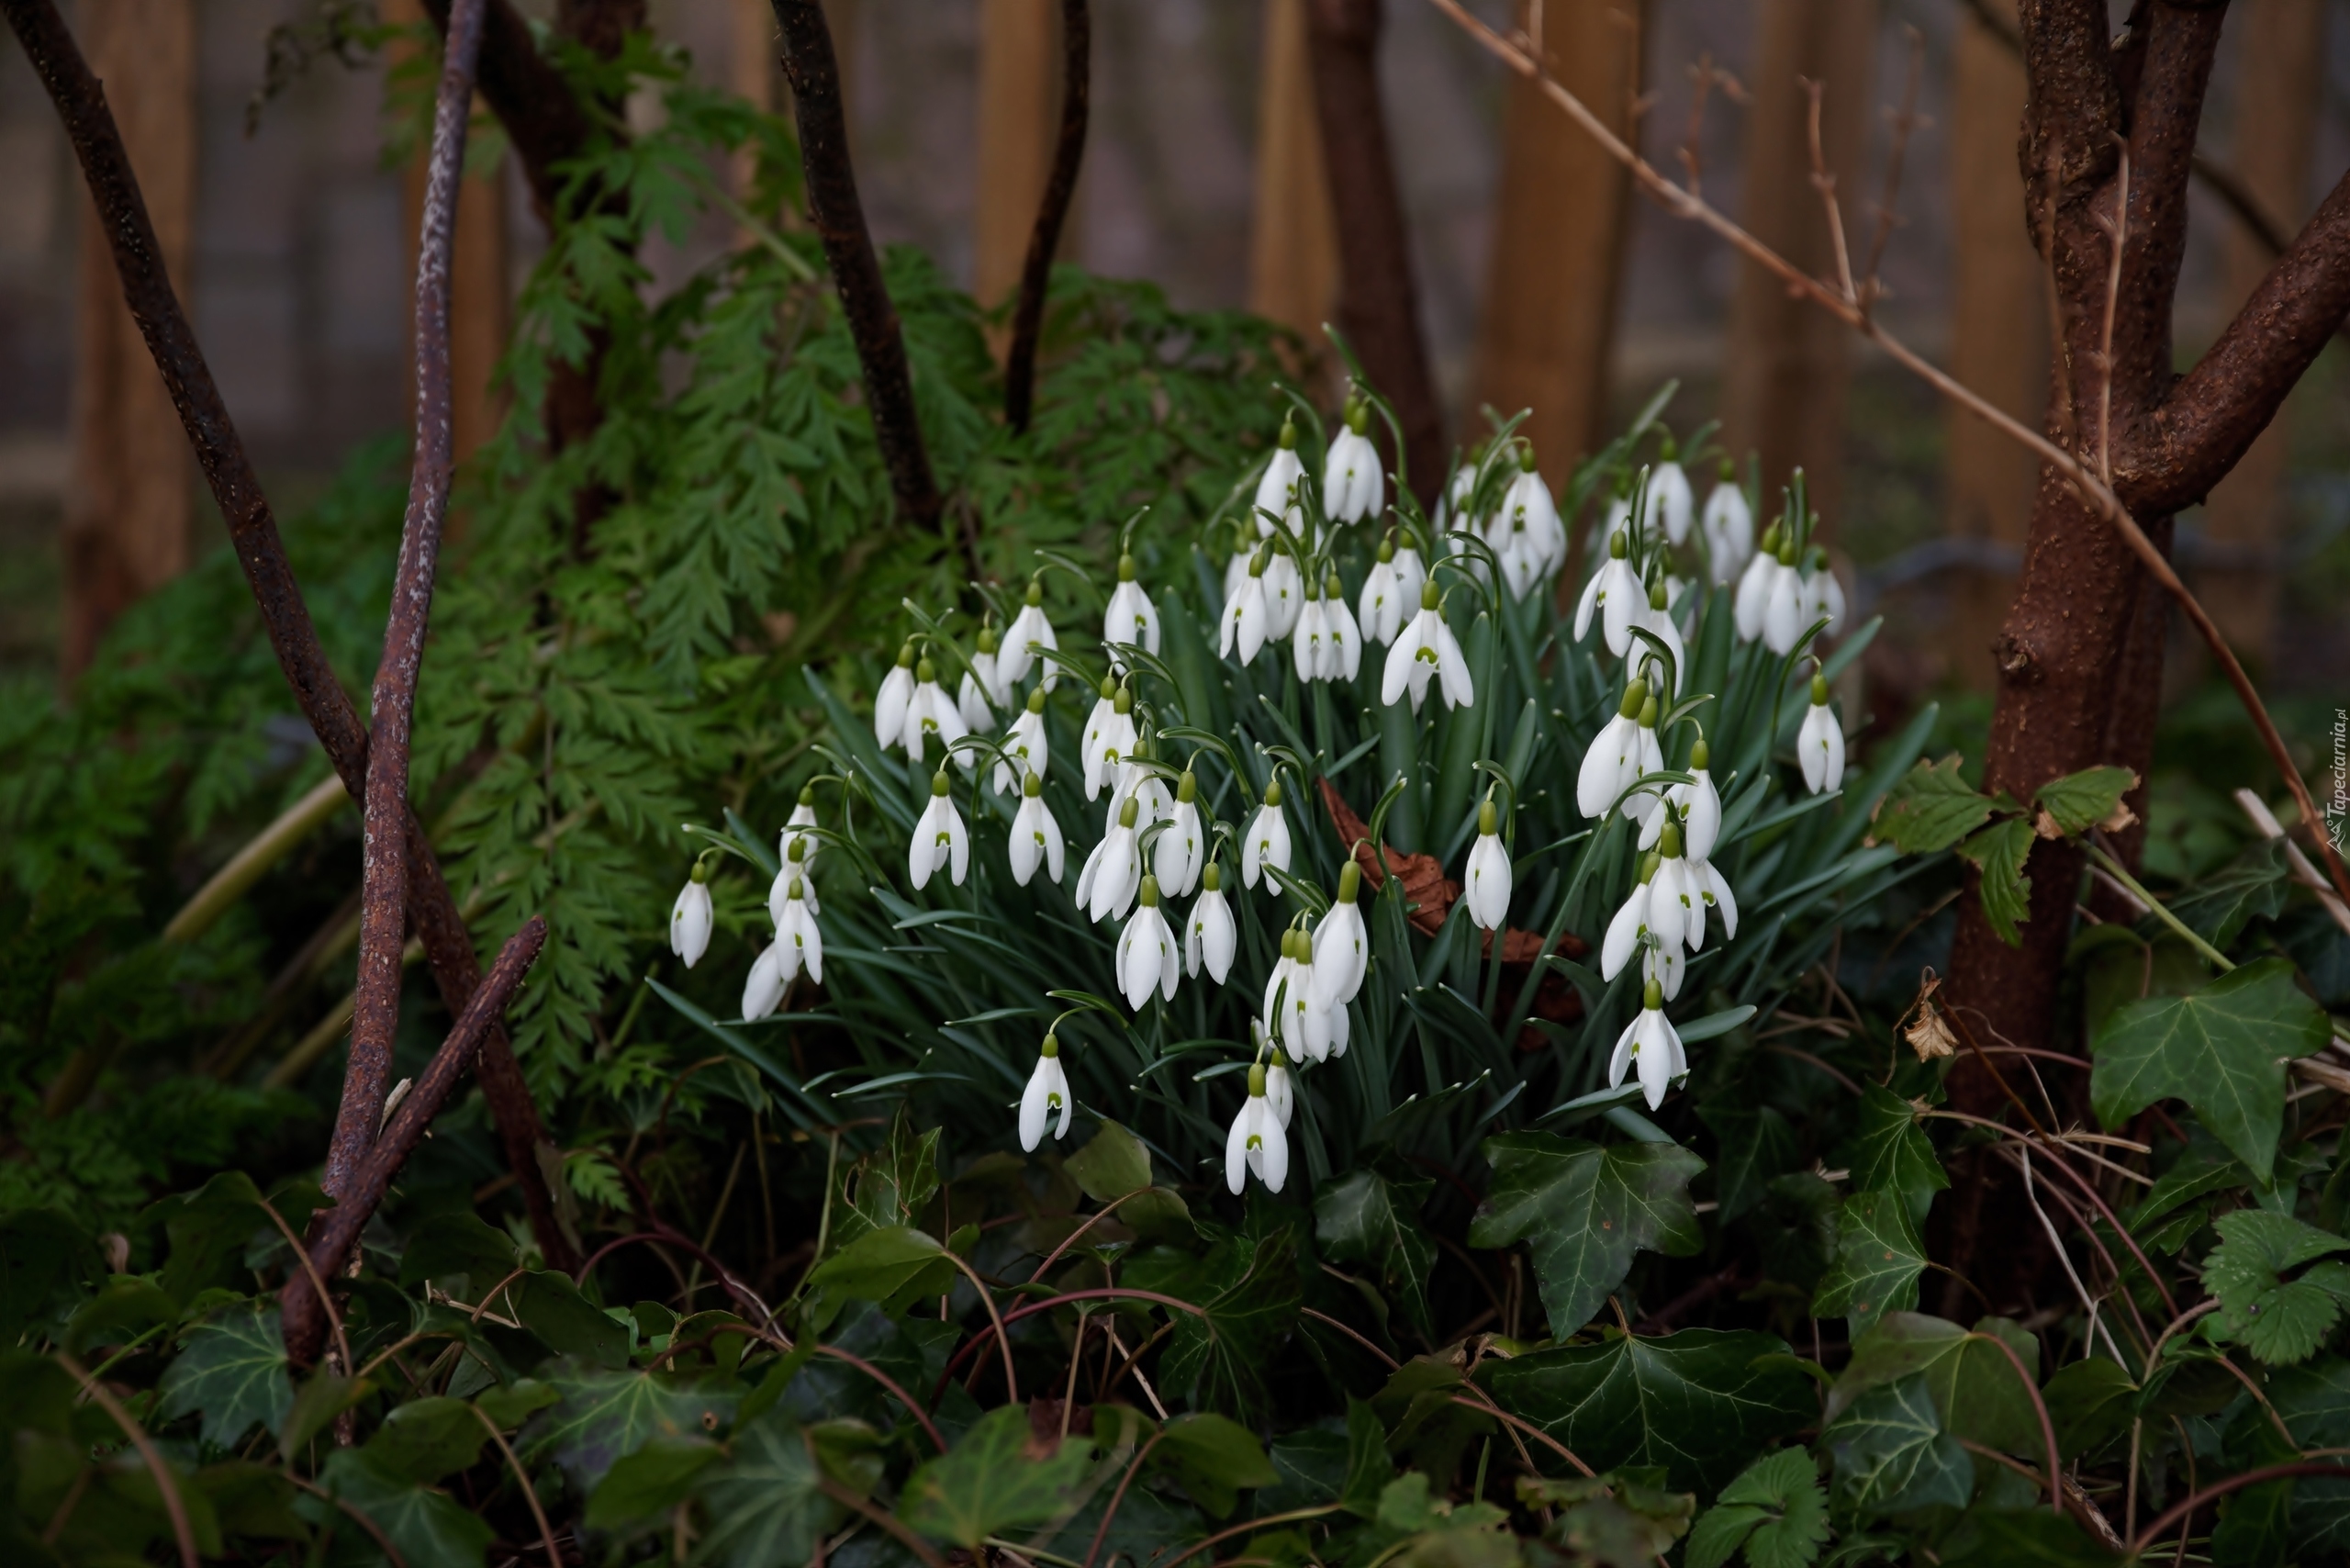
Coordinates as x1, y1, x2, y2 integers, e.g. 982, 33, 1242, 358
1800, 78, 1857, 307
1003, 0, 1091, 435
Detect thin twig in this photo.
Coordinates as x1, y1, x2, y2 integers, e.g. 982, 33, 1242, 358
475, 1405, 564, 1568
818, 1471, 951, 1568
2093, 140, 2131, 487
1800, 79, 1858, 306
287, 1473, 408, 1567
57, 1354, 198, 1568
2130, 1463, 2350, 1558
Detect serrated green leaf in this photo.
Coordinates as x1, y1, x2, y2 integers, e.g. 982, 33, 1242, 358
1153, 1412, 1276, 1519
2204, 1210, 2350, 1364
1480, 1328, 1814, 1495
1470, 1132, 1706, 1337
2170, 836, 2292, 947
1826, 1313, 2041, 1454
1315, 1164, 1438, 1340
1822, 1372, 1972, 1515
317, 1448, 493, 1568
1687, 1447, 1830, 1568
800, 1226, 955, 1335
2090, 958, 2333, 1182
522, 1366, 738, 1494
1868, 755, 1999, 854
587, 1434, 724, 1530
2033, 766, 2136, 837
1837, 1086, 1948, 1204
1958, 816, 2035, 946
899, 1403, 1093, 1548
1810, 1190, 1925, 1335
1156, 1228, 1303, 1418
156, 1303, 293, 1448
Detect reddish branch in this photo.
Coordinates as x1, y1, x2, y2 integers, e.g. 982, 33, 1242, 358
285, 917, 548, 1367
1003, 0, 1091, 434
1306, 0, 1445, 505
416, 0, 596, 223
768, 0, 944, 528
2, 0, 576, 1271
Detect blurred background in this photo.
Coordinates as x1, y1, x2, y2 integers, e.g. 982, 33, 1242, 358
3, 0, 2345, 700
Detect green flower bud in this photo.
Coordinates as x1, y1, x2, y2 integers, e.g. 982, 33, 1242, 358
1377, 534, 1395, 564
1810, 673, 1830, 706
978, 623, 997, 655
788, 837, 806, 864
798, 784, 817, 807
1776, 533, 1797, 567
1689, 738, 1709, 771
1478, 799, 1498, 836
1639, 695, 1659, 729
1118, 553, 1137, 583
1113, 687, 1134, 715
1519, 443, 1539, 474
1326, 572, 1345, 599
1642, 979, 1663, 1011
1248, 1062, 1268, 1097
1759, 521, 1782, 555
1203, 862, 1222, 892
1638, 850, 1661, 883
1659, 432, 1679, 462
1659, 820, 1683, 859
1718, 455, 1736, 482
689, 860, 709, 884
1041, 1033, 1059, 1058
1099, 675, 1117, 700
1337, 860, 1361, 902
1419, 577, 1440, 610
1649, 578, 1668, 612
930, 770, 951, 798
1025, 577, 1045, 606
1251, 545, 1271, 577
1139, 874, 1161, 908
1347, 400, 1370, 436
1279, 415, 1297, 451
1027, 686, 1048, 714
1618, 679, 1649, 720
1263, 778, 1283, 808
1024, 771, 1043, 799
788, 877, 805, 902
1177, 771, 1198, 803
1609, 531, 1629, 559
916, 658, 935, 684
1118, 797, 1140, 828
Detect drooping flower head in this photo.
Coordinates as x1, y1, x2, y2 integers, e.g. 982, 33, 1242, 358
1464, 797, 1512, 931
1117, 875, 1181, 1011
1104, 552, 1162, 659
1009, 769, 1065, 887
1002, 576, 1059, 691
1572, 527, 1642, 656
780, 785, 821, 875
875, 642, 916, 747
1324, 396, 1385, 524
1154, 770, 1205, 896
1318, 571, 1362, 681
1019, 1034, 1073, 1151
1222, 546, 1272, 664
1798, 672, 1845, 795
1734, 520, 1783, 644
1642, 435, 1694, 546
1311, 859, 1369, 1008
1255, 416, 1306, 538
909, 769, 969, 890
1381, 577, 1474, 712
1225, 1061, 1290, 1193
996, 685, 1051, 796
1242, 776, 1292, 890
1702, 457, 1753, 585
1185, 862, 1236, 982
1577, 677, 1651, 820
958, 623, 1001, 730
670, 859, 713, 968
1607, 979, 1686, 1111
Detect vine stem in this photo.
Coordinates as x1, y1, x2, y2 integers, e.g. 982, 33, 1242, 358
1417, 0, 2350, 914
474, 1405, 564, 1567
1972, 1330, 2063, 1516
1148, 1505, 1348, 1568
56, 1353, 198, 1568
930, 1288, 1209, 1408
1082, 1430, 1168, 1568
2129, 1462, 2350, 1557
817, 1471, 951, 1568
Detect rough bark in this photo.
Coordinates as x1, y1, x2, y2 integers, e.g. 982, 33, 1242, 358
1472, 0, 1638, 489
1304, 0, 1444, 508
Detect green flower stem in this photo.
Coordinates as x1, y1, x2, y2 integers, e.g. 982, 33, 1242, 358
2082, 842, 2233, 972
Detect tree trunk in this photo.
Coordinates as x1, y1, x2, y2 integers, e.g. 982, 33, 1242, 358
975, 0, 1069, 324
2198, 0, 2325, 668
1249, 0, 1340, 391
62, 0, 194, 678
1943, 0, 2045, 690
1304, 0, 1444, 509
1720, 0, 1875, 543
1472, 0, 1639, 490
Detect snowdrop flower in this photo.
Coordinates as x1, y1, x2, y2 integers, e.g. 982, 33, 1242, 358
1463, 799, 1511, 931
1261, 927, 1303, 1058
874, 643, 916, 748
742, 941, 789, 1021
1762, 535, 1806, 655
995, 686, 1051, 796
1608, 980, 1686, 1111
1311, 861, 1369, 1009
780, 787, 821, 876
1019, 1035, 1073, 1151
1381, 578, 1474, 712
1639, 738, 1721, 863
669, 863, 713, 968
1701, 461, 1753, 584
1292, 583, 1329, 682
1576, 679, 1654, 820
1642, 441, 1694, 546
1009, 771, 1065, 886
1265, 1058, 1293, 1127
1078, 795, 1144, 923
909, 770, 969, 890
1108, 740, 1175, 834
1318, 573, 1362, 680
1266, 927, 1347, 1063
1733, 522, 1783, 644
1572, 530, 1641, 656
1221, 547, 1272, 664
1798, 674, 1844, 795
1683, 856, 1739, 951
959, 625, 1002, 731
1002, 577, 1059, 691
1603, 830, 1692, 981
1104, 553, 1162, 659
1117, 876, 1181, 1011
901, 659, 968, 766
1225, 1062, 1289, 1194
1435, 459, 1480, 534
1084, 683, 1136, 801
769, 836, 819, 924
1262, 548, 1304, 639
1800, 548, 1845, 639
773, 874, 822, 986
1154, 772, 1205, 896
1185, 864, 1236, 981
1241, 777, 1292, 890
1494, 451, 1564, 590
1643, 940, 1684, 1003
1323, 400, 1384, 523
1221, 521, 1255, 609
1359, 535, 1411, 645
1256, 418, 1307, 538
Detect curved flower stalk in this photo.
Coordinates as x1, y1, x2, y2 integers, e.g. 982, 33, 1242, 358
959, 624, 1002, 730
995, 686, 1051, 795
1185, 863, 1236, 981
1323, 397, 1384, 523
1577, 679, 1660, 821
1642, 437, 1694, 546
1608, 980, 1686, 1110
909, 770, 969, 890
1002, 577, 1059, 691
1628, 580, 1686, 700
1463, 798, 1511, 931
1019, 1034, 1073, 1151
1382, 578, 1473, 712
1154, 771, 1205, 896
1009, 771, 1065, 886
1572, 529, 1641, 656
1702, 460, 1753, 584
1104, 553, 1161, 658
669, 861, 713, 968
780, 787, 821, 875
1241, 777, 1292, 889
1117, 875, 1181, 1010
1256, 418, 1307, 537
1225, 1060, 1289, 1193
1311, 860, 1369, 1008
1077, 794, 1144, 922
1799, 673, 1845, 794
874, 643, 916, 747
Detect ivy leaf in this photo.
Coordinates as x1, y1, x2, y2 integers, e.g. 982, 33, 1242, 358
1697, 1104, 1798, 1224
1684, 1448, 1828, 1568
63, 1274, 177, 1355
1479, 1328, 1814, 1495
1156, 1227, 1303, 1418
1958, 817, 2035, 946
1152, 1412, 1276, 1519
1315, 1163, 1438, 1340
1826, 1313, 2042, 1454
834, 1104, 941, 1250
800, 1227, 957, 1336
1835, 1087, 1948, 1207
364, 1395, 490, 1484
1809, 1191, 1925, 1336
278, 1372, 370, 1461
522, 1367, 739, 1495
2169, 837, 2292, 948
1822, 1372, 1973, 1516
1066, 1121, 1195, 1243
509, 1271, 631, 1369
1867, 755, 2000, 854
317, 1449, 493, 1568
2041, 1358, 2139, 1461
156, 1304, 294, 1448
2203, 1210, 2350, 1365
398, 1212, 520, 1290
898, 1404, 1094, 1548
694, 1412, 881, 1565
586, 1435, 724, 1530
2032, 766, 2137, 838
1469, 1133, 1706, 1338
2090, 958, 2332, 1182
